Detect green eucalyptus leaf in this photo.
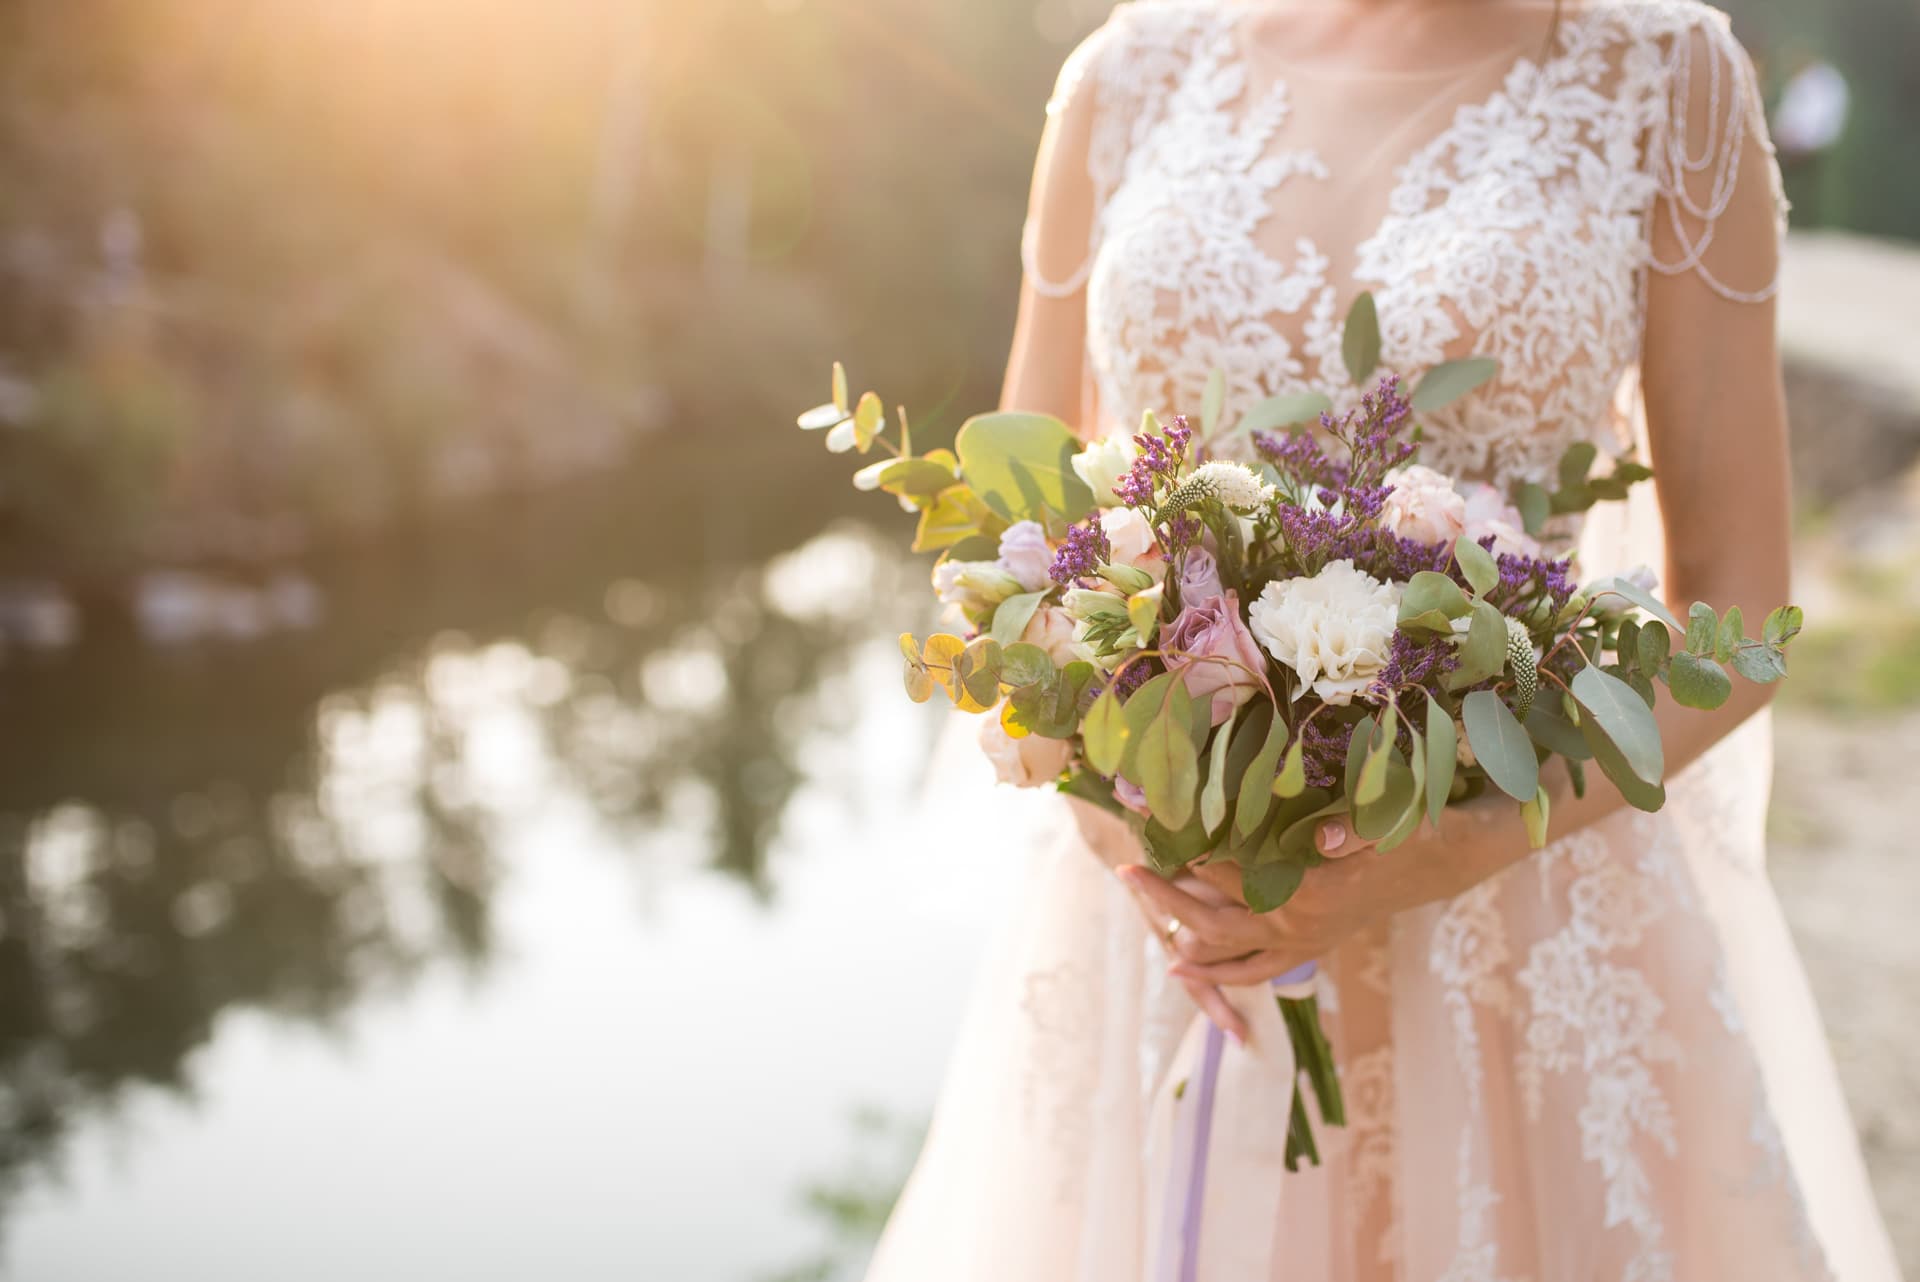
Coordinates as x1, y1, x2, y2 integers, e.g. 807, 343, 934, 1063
1685, 602, 1718, 657
1615, 619, 1643, 676
1273, 738, 1308, 799
1238, 393, 1333, 437
1667, 651, 1733, 710
953, 412, 1096, 524
1355, 703, 1398, 807
1580, 714, 1666, 811
998, 643, 1056, 691
1730, 641, 1788, 684
1143, 813, 1213, 873
1515, 482, 1552, 537
1222, 702, 1273, 800
1454, 536, 1499, 597
852, 391, 885, 451
1374, 726, 1428, 853
1520, 783, 1552, 849
1462, 690, 1539, 802
1353, 749, 1415, 842
1448, 600, 1509, 689
1138, 681, 1200, 830
1232, 708, 1290, 838
1410, 356, 1499, 411
1637, 620, 1671, 676
1120, 673, 1178, 775
1242, 860, 1306, 914
990, 591, 1048, 649
1425, 693, 1457, 828
1201, 367, 1226, 440
1523, 701, 1593, 760
1566, 756, 1587, 800
1128, 583, 1164, 647
1763, 605, 1804, 647
1344, 713, 1377, 799
1200, 718, 1236, 833
1399, 571, 1473, 632
956, 637, 1004, 708
1588, 575, 1682, 633
1571, 666, 1663, 785
900, 633, 934, 703
1715, 606, 1744, 663
1082, 685, 1128, 776
1558, 441, 1598, 493
1342, 291, 1381, 386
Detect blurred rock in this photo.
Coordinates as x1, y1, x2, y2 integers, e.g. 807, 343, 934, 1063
1781, 232, 1920, 505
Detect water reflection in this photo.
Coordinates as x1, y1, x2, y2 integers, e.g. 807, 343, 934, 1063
0, 461, 934, 1260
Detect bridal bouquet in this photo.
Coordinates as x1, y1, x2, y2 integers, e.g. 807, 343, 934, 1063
797, 294, 1801, 1166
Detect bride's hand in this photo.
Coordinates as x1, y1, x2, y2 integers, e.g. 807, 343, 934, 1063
1114, 817, 1377, 987
1114, 798, 1527, 988
1065, 797, 1258, 1044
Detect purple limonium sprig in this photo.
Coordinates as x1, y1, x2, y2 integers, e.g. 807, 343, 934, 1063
1368, 628, 1461, 703
1297, 715, 1353, 791
1117, 414, 1195, 508
1049, 516, 1110, 586
1489, 544, 1578, 613
1113, 660, 1155, 699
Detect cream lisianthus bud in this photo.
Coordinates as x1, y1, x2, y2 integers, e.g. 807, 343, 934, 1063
1071, 435, 1138, 508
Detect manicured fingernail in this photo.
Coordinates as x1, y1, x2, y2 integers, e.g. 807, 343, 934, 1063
1228, 1029, 1246, 1047
1321, 819, 1346, 851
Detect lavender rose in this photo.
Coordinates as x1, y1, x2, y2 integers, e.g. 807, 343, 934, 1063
1164, 589, 1266, 726
1178, 547, 1224, 610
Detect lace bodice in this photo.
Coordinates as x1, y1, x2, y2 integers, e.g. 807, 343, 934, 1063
1023, 0, 1786, 490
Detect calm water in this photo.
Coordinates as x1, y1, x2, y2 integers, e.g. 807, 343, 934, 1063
0, 447, 1035, 1282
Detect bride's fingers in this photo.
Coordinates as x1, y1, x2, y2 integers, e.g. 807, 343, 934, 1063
1179, 976, 1250, 1046
1170, 949, 1309, 987
1116, 867, 1253, 948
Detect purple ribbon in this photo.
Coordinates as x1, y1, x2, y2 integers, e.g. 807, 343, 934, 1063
1171, 961, 1318, 1282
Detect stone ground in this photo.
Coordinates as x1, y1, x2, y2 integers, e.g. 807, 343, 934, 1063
1773, 445, 1920, 1269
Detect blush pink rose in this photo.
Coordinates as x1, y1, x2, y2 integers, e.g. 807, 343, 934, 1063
1019, 604, 1090, 666
977, 716, 1073, 788
1380, 465, 1468, 545
1163, 590, 1266, 726
1461, 483, 1541, 559
1099, 507, 1165, 576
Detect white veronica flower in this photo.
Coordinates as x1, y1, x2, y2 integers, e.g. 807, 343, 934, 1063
1248, 559, 1402, 705
1190, 461, 1277, 511
1071, 435, 1137, 508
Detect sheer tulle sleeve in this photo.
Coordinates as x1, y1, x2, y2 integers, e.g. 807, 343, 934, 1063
1646, 12, 1788, 303
1017, 25, 1114, 301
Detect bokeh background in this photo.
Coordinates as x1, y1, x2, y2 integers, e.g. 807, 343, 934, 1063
0, 1, 1915, 1279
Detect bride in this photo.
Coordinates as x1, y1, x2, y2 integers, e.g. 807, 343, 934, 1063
865, 1, 1902, 1278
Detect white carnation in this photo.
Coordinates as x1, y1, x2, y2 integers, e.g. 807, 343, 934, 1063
1190, 461, 1276, 511
1071, 434, 1137, 508
1248, 559, 1402, 706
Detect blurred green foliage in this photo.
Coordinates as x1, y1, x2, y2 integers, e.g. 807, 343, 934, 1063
0, 0, 1909, 582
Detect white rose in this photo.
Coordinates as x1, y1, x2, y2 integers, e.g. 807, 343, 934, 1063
1461, 483, 1541, 559
1248, 559, 1402, 706
1100, 507, 1162, 570
1021, 604, 1094, 666
978, 716, 1074, 788
996, 521, 1054, 592
1072, 434, 1137, 508
1380, 465, 1468, 545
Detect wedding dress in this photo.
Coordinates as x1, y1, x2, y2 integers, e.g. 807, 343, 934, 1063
864, 2, 1903, 1278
